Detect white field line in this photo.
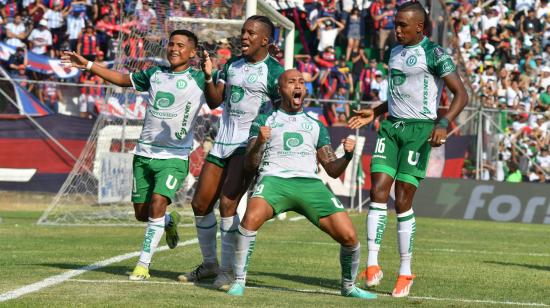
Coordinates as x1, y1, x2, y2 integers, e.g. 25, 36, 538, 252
278, 240, 550, 257
0, 238, 199, 303
66, 278, 549, 307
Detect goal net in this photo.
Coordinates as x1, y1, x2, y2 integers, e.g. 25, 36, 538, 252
38, 0, 294, 226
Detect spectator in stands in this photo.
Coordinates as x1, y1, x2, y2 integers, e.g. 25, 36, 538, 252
38, 0, 71, 56
295, 54, 320, 98
66, 8, 86, 52
79, 70, 103, 118
78, 24, 99, 61
28, 19, 53, 57
136, 0, 157, 32
344, 8, 363, 62
5, 14, 27, 48
374, 0, 396, 61
95, 13, 118, 58
7, 46, 26, 72
506, 161, 523, 182
39, 75, 64, 113
311, 16, 344, 53
370, 70, 388, 102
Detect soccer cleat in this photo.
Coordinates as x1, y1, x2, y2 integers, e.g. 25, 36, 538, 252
342, 285, 377, 299
365, 265, 383, 287
177, 263, 219, 282
213, 270, 234, 291
391, 275, 415, 298
129, 265, 150, 281
165, 211, 181, 249
226, 281, 245, 296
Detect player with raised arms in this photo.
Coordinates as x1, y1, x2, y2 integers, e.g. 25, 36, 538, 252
177, 15, 284, 290
348, 1, 468, 297
225, 69, 377, 300
61, 29, 220, 280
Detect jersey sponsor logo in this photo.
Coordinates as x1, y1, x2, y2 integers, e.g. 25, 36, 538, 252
407, 151, 420, 165
150, 73, 162, 85
406, 55, 417, 66
390, 69, 406, 86
176, 79, 188, 89
175, 101, 192, 140
441, 61, 455, 74
153, 91, 175, 109
433, 47, 445, 58
283, 132, 303, 150
246, 73, 259, 84
230, 85, 245, 104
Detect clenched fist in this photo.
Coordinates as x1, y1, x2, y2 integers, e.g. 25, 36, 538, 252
342, 137, 356, 154
257, 126, 271, 144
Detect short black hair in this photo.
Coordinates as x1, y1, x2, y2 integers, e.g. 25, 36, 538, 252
170, 29, 198, 47
246, 15, 275, 40
397, 1, 429, 26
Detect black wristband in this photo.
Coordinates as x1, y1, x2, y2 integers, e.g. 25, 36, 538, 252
436, 118, 449, 129
344, 151, 354, 160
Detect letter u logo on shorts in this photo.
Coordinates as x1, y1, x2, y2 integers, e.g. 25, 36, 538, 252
166, 175, 178, 190
407, 151, 420, 166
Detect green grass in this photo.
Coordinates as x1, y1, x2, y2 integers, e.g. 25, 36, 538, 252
0, 210, 548, 307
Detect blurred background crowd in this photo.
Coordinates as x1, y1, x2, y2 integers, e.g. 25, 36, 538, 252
0, 0, 547, 182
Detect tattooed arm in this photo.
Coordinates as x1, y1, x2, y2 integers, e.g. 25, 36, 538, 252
317, 138, 356, 178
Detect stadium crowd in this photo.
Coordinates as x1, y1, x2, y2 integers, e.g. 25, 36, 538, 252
0, 0, 547, 182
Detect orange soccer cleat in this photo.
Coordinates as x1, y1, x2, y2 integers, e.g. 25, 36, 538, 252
391, 274, 415, 298
358, 265, 383, 287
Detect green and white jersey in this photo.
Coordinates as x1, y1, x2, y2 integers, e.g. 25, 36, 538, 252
130, 66, 206, 160
249, 109, 331, 180
388, 37, 456, 120
210, 55, 284, 158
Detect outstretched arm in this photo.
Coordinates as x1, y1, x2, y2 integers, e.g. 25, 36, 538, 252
61, 51, 132, 87
347, 102, 388, 129
317, 138, 356, 178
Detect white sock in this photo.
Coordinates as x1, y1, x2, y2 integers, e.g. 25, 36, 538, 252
220, 215, 240, 273
397, 209, 416, 276
233, 225, 257, 284
137, 216, 165, 267
367, 202, 387, 267
340, 243, 360, 293
195, 212, 218, 266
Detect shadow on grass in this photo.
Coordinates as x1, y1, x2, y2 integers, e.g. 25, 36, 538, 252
249, 270, 339, 290
38, 263, 181, 280
484, 261, 550, 272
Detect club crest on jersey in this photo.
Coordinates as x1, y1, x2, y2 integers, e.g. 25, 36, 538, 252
301, 122, 313, 131
176, 79, 188, 89
230, 85, 245, 104
406, 55, 417, 66
247, 73, 259, 84
283, 132, 303, 150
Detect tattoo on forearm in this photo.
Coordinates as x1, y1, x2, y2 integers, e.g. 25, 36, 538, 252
317, 145, 337, 165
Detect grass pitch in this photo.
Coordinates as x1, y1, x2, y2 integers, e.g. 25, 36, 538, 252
0, 208, 548, 307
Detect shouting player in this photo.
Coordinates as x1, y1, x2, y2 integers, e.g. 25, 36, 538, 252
225, 69, 376, 300
348, 2, 468, 297
62, 29, 220, 280
177, 16, 284, 290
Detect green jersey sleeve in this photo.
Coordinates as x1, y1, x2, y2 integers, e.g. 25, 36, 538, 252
217, 57, 238, 84
266, 57, 284, 104
190, 68, 206, 91
131, 66, 160, 92
316, 120, 331, 149
428, 46, 456, 78
249, 114, 269, 140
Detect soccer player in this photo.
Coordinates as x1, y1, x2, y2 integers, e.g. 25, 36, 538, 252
225, 69, 376, 300
177, 16, 284, 290
348, 2, 468, 297
61, 30, 218, 280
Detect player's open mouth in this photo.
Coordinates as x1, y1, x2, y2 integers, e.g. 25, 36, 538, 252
292, 92, 302, 104
241, 43, 249, 52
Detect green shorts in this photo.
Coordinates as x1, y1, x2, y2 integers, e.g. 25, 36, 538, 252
205, 147, 246, 168
251, 176, 345, 227
132, 155, 189, 204
370, 117, 434, 187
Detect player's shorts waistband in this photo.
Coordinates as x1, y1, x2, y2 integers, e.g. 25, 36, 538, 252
386, 116, 435, 124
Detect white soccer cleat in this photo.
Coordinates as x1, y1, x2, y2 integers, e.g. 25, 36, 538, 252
213, 270, 234, 291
